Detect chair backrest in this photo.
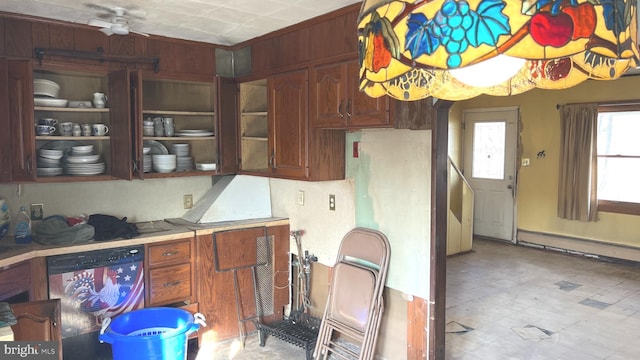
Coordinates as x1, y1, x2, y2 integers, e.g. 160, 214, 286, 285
336, 227, 390, 272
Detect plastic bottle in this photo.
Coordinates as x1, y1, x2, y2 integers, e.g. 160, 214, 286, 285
0, 197, 9, 241
13, 206, 32, 244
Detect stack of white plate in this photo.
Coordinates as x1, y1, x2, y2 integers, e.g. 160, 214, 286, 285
176, 156, 194, 171
65, 145, 105, 175
170, 143, 192, 171
171, 143, 189, 156
152, 154, 176, 173
37, 149, 64, 176
71, 145, 93, 155
142, 147, 152, 172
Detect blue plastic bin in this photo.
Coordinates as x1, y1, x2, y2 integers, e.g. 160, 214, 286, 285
99, 307, 205, 360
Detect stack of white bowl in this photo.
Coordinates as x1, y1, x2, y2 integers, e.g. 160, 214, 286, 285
143, 147, 152, 172
171, 143, 193, 172
37, 149, 64, 176
152, 154, 176, 173
65, 145, 105, 176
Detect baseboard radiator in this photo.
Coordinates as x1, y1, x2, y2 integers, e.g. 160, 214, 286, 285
518, 229, 640, 263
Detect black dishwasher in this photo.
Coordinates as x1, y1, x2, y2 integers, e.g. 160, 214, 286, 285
47, 245, 144, 359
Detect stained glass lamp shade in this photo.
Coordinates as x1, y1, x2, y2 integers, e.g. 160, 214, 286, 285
357, 0, 639, 101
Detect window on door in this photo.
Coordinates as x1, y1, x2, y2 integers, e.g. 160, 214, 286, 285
597, 105, 640, 215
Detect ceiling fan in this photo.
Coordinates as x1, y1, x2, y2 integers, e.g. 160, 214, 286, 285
86, 3, 149, 37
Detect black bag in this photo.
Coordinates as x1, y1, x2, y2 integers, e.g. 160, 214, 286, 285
88, 214, 139, 241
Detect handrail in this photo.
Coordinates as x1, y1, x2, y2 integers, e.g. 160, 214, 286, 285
448, 157, 473, 192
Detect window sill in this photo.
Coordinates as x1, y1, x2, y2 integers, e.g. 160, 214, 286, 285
598, 200, 640, 216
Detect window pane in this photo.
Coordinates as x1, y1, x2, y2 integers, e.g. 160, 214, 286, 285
598, 111, 640, 156
598, 157, 640, 203
472, 122, 505, 179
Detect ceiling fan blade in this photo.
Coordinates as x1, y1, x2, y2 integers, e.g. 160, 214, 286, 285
126, 9, 147, 19
88, 18, 112, 28
84, 3, 114, 13
99, 27, 113, 36
130, 29, 150, 37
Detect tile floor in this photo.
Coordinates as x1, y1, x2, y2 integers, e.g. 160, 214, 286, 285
188, 238, 640, 359
446, 238, 640, 360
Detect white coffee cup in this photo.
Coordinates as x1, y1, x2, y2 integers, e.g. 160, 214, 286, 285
81, 124, 92, 136
35, 124, 56, 135
92, 124, 109, 136
58, 122, 74, 136
38, 118, 58, 127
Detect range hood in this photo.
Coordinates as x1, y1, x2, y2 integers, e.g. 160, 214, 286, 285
181, 175, 272, 223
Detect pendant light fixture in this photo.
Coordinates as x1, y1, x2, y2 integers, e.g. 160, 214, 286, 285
357, 0, 639, 101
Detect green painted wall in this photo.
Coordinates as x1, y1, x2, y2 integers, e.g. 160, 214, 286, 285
346, 129, 432, 298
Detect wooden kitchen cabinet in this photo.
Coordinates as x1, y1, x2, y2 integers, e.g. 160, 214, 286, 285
10, 299, 63, 360
238, 70, 344, 180
2, 59, 134, 183
145, 237, 196, 307
0, 58, 10, 182
311, 60, 391, 129
7, 60, 36, 182
0, 259, 48, 303
195, 225, 290, 343
238, 78, 269, 173
135, 76, 221, 178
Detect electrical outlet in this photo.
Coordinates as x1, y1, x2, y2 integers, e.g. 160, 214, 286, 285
183, 194, 193, 209
297, 190, 305, 206
30, 203, 44, 220
521, 158, 530, 166
329, 194, 336, 211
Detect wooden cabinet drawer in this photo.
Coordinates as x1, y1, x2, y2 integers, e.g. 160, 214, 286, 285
147, 239, 192, 267
148, 263, 193, 306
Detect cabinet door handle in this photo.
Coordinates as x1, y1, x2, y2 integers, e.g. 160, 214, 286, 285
163, 280, 181, 288
338, 99, 344, 118
346, 99, 352, 118
269, 150, 275, 169
162, 251, 178, 257
26, 155, 33, 175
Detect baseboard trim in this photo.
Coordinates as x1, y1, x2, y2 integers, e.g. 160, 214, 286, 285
517, 229, 640, 263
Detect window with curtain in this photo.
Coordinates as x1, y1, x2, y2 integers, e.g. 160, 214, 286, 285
596, 105, 640, 215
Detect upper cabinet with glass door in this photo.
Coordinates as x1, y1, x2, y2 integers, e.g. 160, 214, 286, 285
137, 78, 218, 178
29, 65, 133, 182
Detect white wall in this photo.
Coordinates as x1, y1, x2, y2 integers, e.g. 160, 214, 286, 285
269, 178, 356, 265
0, 177, 213, 225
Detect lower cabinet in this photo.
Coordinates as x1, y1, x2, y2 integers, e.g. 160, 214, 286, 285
145, 237, 196, 307
195, 224, 290, 344
10, 299, 63, 360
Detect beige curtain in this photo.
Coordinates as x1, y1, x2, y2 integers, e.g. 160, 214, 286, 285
557, 104, 598, 221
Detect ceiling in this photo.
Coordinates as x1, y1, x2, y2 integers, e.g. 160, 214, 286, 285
0, 0, 362, 46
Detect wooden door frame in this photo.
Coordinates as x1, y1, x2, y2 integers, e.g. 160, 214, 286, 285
430, 100, 452, 359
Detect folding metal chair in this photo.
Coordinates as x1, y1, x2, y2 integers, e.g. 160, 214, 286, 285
313, 227, 390, 360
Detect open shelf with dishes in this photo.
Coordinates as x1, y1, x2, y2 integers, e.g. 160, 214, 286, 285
239, 79, 269, 172
139, 78, 218, 177
32, 69, 116, 181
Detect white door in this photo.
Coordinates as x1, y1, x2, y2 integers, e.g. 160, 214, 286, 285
463, 107, 518, 242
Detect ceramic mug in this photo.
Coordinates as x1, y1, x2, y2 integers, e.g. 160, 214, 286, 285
58, 122, 74, 136
72, 124, 82, 137
35, 124, 56, 135
93, 92, 108, 108
92, 124, 109, 136
81, 124, 92, 136
38, 118, 58, 127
